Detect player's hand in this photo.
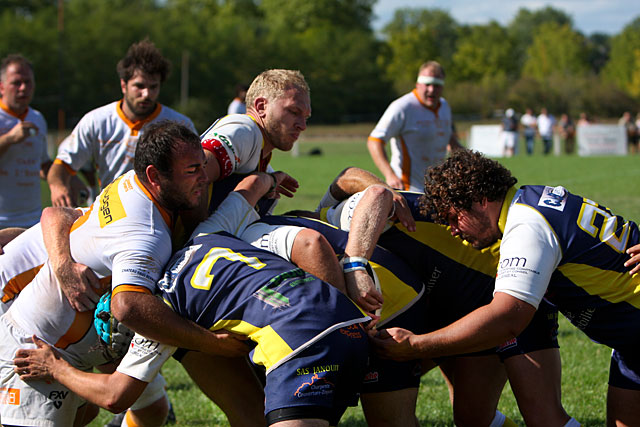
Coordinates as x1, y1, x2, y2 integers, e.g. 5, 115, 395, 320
207, 330, 251, 357
368, 327, 420, 361
49, 183, 77, 208
625, 244, 640, 276
391, 192, 416, 232
4, 121, 38, 145
345, 269, 383, 316
54, 258, 102, 312
13, 336, 64, 381
269, 171, 299, 199
385, 174, 403, 190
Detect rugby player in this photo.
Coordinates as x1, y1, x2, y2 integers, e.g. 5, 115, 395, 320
373, 150, 640, 427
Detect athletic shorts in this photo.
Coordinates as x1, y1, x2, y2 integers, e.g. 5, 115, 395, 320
496, 300, 560, 360
362, 292, 429, 394
0, 315, 85, 427
240, 222, 303, 262
265, 323, 369, 425
324, 188, 393, 232
609, 347, 640, 390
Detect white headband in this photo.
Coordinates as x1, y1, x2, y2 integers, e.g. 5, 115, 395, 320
417, 75, 444, 86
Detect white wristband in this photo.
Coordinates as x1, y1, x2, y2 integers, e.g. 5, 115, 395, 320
341, 256, 369, 273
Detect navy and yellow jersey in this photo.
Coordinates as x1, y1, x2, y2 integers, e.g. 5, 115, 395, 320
256, 215, 425, 327
158, 231, 368, 373
505, 185, 640, 349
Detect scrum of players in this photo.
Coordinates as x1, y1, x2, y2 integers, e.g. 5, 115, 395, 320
1, 41, 640, 427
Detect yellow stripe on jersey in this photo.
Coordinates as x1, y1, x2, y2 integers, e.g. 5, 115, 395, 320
396, 221, 500, 277
372, 261, 421, 323
211, 319, 293, 370
99, 175, 127, 228
558, 263, 640, 307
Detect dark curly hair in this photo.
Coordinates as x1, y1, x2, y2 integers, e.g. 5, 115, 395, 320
420, 149, 517, 222
117, 39, 170, 83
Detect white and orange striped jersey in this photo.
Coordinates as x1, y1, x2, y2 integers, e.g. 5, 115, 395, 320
368, 90, 452, 192
0, 101, 50, 227
55, 101, 195, 189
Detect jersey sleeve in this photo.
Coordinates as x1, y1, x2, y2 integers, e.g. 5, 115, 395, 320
116, 332, 176, 383
494, 204, 562, 308
190, 191, 261, 239
369, 99, 406, 142
55, 115, 96, 171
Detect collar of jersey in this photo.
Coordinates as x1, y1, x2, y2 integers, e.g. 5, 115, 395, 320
133, 173, 174, 230
246, 113, 272, 171
0, 99, 28, 120
412, 89, 441, 116
116, 100, 162, 135
498, 186, 518, 234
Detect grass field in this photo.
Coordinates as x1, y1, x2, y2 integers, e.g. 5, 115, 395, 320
72, 134, 639, 426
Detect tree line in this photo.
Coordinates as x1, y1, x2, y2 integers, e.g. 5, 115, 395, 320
2, 0, 639, 131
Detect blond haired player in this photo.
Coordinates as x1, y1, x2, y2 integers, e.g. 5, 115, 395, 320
48, 39, 195, 207
367, 61, 462, 192
0, 54, 51, 228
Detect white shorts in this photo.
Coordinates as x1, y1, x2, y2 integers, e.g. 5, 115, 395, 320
503, 131, 518, 149
0, 315, 85, 427
239, 223, 304, 262
130, 372, 167, 410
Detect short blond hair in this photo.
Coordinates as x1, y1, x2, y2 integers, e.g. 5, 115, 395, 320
418, 61, 445, 79
245, 69, 310, 107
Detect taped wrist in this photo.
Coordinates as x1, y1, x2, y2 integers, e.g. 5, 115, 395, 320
341, 256, 369, 273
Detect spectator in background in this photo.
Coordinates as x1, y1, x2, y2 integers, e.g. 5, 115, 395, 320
227, 83, 248, 115
367, 61, 462, 191
0, 54, 51, 229
501, 108, 518, 158
619, 111, 638, 155
47, 39, 195, 207
577, 112, 592, 127
537, 108, 555, 155
558, 113, 575, 154
520, 108, 536, 155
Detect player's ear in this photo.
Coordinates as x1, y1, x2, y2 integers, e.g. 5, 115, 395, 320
120, 79, 127, 95
145, 164, 162, 189
253, 97, 268, 118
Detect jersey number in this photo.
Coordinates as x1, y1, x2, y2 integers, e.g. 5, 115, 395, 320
577, 198, 630, 253
191, 247, 266, 290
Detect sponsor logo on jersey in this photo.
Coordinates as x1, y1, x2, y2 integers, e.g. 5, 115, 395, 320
293, 373, 335, 398
538, 186, 568, 212
363, 371, 379, 383
49, 390, 69, 409
296, 364, 340, 376
497, 337, 517, 351
0, 387, 20, 405
563, 307, 596, 331
339, 324, 363, 339
129, 336, 162, 358
425, 266, 442, 295
99, 178, 126, 227
497, 256, 541, 280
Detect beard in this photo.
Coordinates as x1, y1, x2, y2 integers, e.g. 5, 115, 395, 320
156, 180, 200, 212
124, 96, 156, 118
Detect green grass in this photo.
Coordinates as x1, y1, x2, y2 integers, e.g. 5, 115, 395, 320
72, 137, 638, 426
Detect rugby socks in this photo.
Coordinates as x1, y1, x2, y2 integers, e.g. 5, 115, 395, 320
121, 410, 140, 427
489, 410, 518, 427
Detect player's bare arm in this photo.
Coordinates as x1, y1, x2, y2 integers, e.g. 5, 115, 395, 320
371, 292, 536, 361
625, 243, 640, 276
111, 290, 250, 357
0, 120, 38, 157
41, 206, 101, 311
47, 161, 77, 207
14, 336, 146, 414
366, 138, 403, 190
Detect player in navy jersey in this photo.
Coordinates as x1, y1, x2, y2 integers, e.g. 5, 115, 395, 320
373, 149, 640, 426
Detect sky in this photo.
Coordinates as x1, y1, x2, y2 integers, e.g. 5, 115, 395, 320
372, 0, 640, 36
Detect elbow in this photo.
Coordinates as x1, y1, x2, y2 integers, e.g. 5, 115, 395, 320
104, 394, 135, 414
110, 292, 137, 327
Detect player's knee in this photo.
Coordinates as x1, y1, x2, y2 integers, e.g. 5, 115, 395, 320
363, 185, 393, 204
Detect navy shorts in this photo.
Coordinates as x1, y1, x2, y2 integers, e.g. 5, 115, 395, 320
609, 347, 640, 390
497, 299, 560, 360
264, 323, 369, 425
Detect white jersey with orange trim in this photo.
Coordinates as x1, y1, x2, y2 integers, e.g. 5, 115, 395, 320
55, 101, 195, 189
199, 114, 273, 181
368, 90, 452, 192
0, 102, 50, 227
3, 170, 173, 365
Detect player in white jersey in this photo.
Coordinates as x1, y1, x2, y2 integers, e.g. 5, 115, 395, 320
0, 122, 250, 426
48, 39, 195, 208
0, 54, 52, 228
367, 61, 462, 192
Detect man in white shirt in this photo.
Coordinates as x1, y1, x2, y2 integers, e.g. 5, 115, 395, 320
537, 108, 555, 155
0, 54, 51, 228
48, 39, 195, 207
367, 61, 462, 191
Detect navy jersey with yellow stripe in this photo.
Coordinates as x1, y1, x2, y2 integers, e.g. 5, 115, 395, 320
158, 231, 367, 372
513, 185, 640, 349
256, 215, 425, 327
